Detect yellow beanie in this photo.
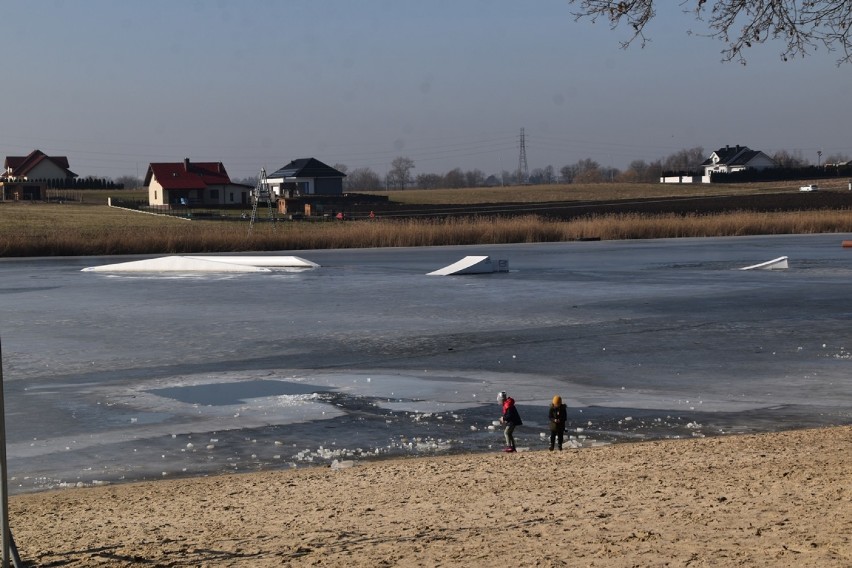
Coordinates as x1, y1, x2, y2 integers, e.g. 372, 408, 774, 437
552, 395, 562, 406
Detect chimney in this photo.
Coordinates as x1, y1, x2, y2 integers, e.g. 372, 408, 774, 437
184, 157, 190, 172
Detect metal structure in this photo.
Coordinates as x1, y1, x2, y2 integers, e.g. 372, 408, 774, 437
517, 128, 529, 185
248, 168, 275, 232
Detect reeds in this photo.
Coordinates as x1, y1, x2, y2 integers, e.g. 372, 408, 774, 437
3, 205, 851, 257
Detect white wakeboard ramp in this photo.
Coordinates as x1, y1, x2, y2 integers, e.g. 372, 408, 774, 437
82, 255, 319, 273
739, 256, 788, 271
427, 255, 509, 276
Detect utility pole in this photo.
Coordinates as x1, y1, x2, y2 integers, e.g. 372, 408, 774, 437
517, 128, 529, 185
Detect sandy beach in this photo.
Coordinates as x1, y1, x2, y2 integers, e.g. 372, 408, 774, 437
8, 425, 851, 567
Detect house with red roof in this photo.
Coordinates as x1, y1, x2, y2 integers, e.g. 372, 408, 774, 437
2, 149, 77, 182
145, 158, 252, 206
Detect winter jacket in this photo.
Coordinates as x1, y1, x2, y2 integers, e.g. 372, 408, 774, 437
502, 397, 523, 426
548, 403, 567, 432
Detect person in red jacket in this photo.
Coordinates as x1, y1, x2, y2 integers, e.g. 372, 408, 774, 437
498, 391, 522, 452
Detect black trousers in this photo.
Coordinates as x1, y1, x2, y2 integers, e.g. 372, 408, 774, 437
549, 430, 564, 449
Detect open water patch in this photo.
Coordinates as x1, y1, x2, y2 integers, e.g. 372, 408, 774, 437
148, 379, 327, 406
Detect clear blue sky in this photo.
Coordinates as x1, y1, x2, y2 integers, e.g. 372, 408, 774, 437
2, 0, 850, 180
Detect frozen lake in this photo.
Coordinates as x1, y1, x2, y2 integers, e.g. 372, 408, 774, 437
1, 234, 851, 493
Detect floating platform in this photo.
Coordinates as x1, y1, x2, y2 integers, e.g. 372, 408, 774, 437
427, 256, 509, 276
739, 256, 788, 271
82, 255, 318, 273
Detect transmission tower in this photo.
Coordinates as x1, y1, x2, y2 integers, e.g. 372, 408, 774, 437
517, 127, 529, 185
249, 168, 275, 233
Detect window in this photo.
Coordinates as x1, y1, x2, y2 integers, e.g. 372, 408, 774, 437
209, 189, 219, 199
229, 192, 234, 203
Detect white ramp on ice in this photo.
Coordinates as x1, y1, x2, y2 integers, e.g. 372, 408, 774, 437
427, 255, 509, 276
185, 255, 319, 268
82, 256, 271, 273
739, 256, 789, 271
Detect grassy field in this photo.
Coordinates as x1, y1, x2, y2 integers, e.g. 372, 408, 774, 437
368, 179, 846, 205
2, 182, 851, 257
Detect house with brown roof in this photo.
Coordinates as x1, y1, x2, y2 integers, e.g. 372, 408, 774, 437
2, 149, 77, 182
145, 158, 252, 206
0, 149, 78, 200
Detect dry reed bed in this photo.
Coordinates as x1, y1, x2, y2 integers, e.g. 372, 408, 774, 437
3, 207, 852, 257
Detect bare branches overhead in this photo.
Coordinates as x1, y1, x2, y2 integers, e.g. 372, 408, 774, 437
568, 1, 852, 64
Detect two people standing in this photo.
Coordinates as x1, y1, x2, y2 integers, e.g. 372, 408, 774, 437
497, 392, 569, 452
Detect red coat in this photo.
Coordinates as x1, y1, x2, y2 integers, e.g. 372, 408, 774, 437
501, 397, 522, 425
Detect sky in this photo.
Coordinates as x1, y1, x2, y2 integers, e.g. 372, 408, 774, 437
2, 0, 850, 181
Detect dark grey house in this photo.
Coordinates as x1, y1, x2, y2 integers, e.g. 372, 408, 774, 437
267, 158, 346, 197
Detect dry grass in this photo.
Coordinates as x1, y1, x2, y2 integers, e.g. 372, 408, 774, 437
3, 199, 852, 257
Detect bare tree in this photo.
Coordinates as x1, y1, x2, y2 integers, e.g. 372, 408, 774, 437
347, 167, 383, 191
823, 152, 850, 165
387, 157, 415, 190
560, 164, 579, 184
529, 168, 546, 184
416, 173, 444, 189
567, 1, 852, 64
464, 169, 486, 188
444, 168, 466, 188
114, 175, 142, 189
574, 158, 603, 183
772, 149, 809, 167
333, 163, 349, 174
663, 146, 705, 172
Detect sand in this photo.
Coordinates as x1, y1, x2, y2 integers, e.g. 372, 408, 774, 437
8, 425, 851, 567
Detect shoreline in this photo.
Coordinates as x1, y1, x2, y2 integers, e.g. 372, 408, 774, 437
9, 425, 851, 566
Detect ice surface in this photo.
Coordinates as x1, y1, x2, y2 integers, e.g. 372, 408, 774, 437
2, 234, 852, 493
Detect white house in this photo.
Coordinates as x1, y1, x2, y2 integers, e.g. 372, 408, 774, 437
267, 158, 346, 197
700, 145, 777, 182
145, 158, 252, 206
660, 145, 778, 184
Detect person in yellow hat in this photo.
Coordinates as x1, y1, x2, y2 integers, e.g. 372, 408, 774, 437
548, 395, 568, 451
